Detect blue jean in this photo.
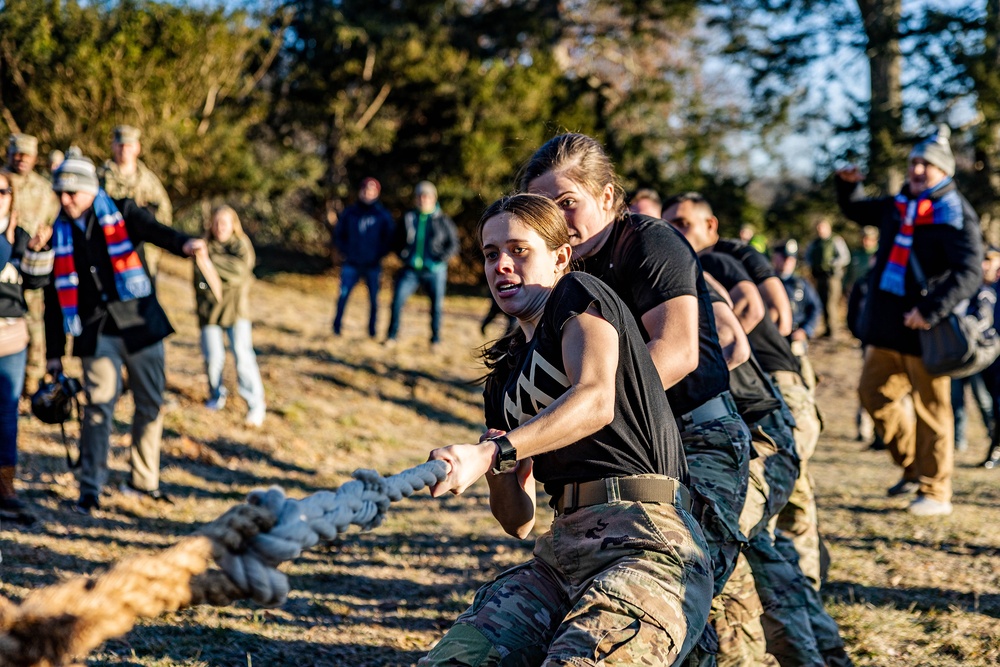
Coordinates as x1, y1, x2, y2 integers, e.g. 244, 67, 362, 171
387, 266, 447, 343
0, 347, 27, 467
952, 374, 994, 447
334, 264, 382, 337
201, 319, 265, 413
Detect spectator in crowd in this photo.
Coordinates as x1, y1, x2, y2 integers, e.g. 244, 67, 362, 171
805, 218, 851, 337
0, 171, 44, 521
195, 205, 266, 427
479, 294, 515, 336
773, 238, 822, 388
952, 247, 1000, 452
628, 187, 662, 218
739, 223, 768, 254
99, 126, 173, 278
385, 181, 459, 348
47, 149, 64, 177
836, 124, 982, 516
42, 153, 205, 514
423, 193, 711, 665
844, 225, 879, 294
332, 177, 395, 338
2, 133, 60, 397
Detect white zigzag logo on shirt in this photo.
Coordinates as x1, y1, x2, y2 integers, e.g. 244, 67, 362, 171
504, 349, 570, 425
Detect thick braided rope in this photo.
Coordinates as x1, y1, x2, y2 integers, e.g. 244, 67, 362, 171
212, 459, 448, 606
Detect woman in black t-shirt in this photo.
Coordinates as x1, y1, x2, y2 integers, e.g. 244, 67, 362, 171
422, 194, 711, 666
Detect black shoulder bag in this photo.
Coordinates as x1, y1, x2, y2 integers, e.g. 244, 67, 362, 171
911, 255, 1000, 378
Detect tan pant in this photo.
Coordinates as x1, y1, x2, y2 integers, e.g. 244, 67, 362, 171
859, 346, 953, 503
79, 336, 165, 496
22, 288, 46, 395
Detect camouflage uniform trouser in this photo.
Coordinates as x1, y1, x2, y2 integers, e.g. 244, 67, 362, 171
22, 288, 45, 396
421, 499, 713, 666
770, 370, 823, 590
679, 411, 752, 666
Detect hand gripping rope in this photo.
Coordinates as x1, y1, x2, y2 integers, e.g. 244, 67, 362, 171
0, 460, 448, 667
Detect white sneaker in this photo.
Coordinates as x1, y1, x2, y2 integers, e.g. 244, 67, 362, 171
245, 407, 265, 428
205, 394, 227, 411
908, 496, 953, 516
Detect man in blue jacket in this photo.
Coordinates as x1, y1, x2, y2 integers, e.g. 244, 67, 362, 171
333, 177, 395, 338
836, 125, 983, 516
385, 181, 459, 347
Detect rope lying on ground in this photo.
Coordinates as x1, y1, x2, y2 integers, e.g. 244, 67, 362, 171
0, 460, 448, 667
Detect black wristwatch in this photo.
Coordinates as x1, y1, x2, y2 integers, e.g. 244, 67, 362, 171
489, 435, 518, 475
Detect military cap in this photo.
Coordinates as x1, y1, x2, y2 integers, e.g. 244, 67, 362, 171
112, 125, 141, 145
774, 238, 799, 258
8, 133, 38, 156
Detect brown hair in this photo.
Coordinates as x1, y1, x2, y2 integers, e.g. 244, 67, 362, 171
518, 133, 627, 218
477, 193, 571, 256
477, 194, 574, 378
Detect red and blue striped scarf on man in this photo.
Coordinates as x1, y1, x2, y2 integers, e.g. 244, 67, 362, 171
53, 190, 151, 335
879, 178, 964, 296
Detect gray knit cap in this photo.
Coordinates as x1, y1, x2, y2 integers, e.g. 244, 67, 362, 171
52, 154, 100, 194
910, 124, 955, 177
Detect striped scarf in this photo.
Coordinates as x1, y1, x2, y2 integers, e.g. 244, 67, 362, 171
879, 179, 964, 296
53, 190, 151, 335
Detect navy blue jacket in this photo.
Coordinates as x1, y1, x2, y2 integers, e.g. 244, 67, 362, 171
334, 200, 395, 268
781, 273, 822, 338
836, 177, 982, 355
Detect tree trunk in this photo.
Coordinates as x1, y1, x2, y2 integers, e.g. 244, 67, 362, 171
972, 0, 1000, 245
858, 0, 904, 195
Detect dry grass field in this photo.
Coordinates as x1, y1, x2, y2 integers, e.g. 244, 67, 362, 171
2, 253, 999, 666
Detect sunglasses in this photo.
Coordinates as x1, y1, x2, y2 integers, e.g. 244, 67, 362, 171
0, 188, 12, 195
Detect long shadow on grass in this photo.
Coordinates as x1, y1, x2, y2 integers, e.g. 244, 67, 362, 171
0, 539, 111, 591
825, 581, 1000, 618
97, 623, 428, 667
823, 533, 1000, 557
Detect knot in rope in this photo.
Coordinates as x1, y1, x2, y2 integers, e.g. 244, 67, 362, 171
212, 460, 448, 606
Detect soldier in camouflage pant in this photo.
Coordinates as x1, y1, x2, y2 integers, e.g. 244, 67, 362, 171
770, 370, 824, 590
421, 500, 713, 666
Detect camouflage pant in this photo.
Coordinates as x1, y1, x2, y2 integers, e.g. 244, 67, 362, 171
771, 371, 823, 590
712, 554, 776, 667
680, 412, 753, 595
421, 499, 713, 666
22, 288, 45, 395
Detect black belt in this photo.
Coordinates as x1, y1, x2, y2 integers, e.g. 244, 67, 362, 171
555, 475, 691, 516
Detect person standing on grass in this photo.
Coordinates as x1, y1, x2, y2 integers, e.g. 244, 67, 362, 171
805, 218, 851, 337
422, 194, 711, 665
2, 133, 60, 397
385, 181, 459, 348
195, 205, 266, 428
332, 177, 394, 338
836, 124, 983, 516
41, 153, 205, 515
0, 171, 46, 521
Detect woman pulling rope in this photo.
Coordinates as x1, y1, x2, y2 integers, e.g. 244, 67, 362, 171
0, 460, 447, 667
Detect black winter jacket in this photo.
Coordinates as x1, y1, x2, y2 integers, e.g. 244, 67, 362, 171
43, 198, 192, 358
395, 207, 459, 270
835, 177, 983, 355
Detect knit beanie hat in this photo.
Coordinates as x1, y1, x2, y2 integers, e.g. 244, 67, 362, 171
910, 124, 955, 177
52, 154, 99, 194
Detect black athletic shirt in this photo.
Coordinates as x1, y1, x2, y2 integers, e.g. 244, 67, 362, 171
483, 272, 688, 500
579, 213, 730, 416
713, 238, 776, 285
699, 252, 800, 375
705, 282, 782, 424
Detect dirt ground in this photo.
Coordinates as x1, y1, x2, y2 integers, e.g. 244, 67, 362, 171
2, 254, 999, 666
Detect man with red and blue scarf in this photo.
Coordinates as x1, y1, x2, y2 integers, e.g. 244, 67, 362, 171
836, 125, 983, 516
40, 152, 205, 515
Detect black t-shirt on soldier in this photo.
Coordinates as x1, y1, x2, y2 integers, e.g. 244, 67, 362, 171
699, 252, 800, 375
704, 281, 782, 424
483, 272, 688, 501
579, 213, 730, 416
713, 238, 776, 285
